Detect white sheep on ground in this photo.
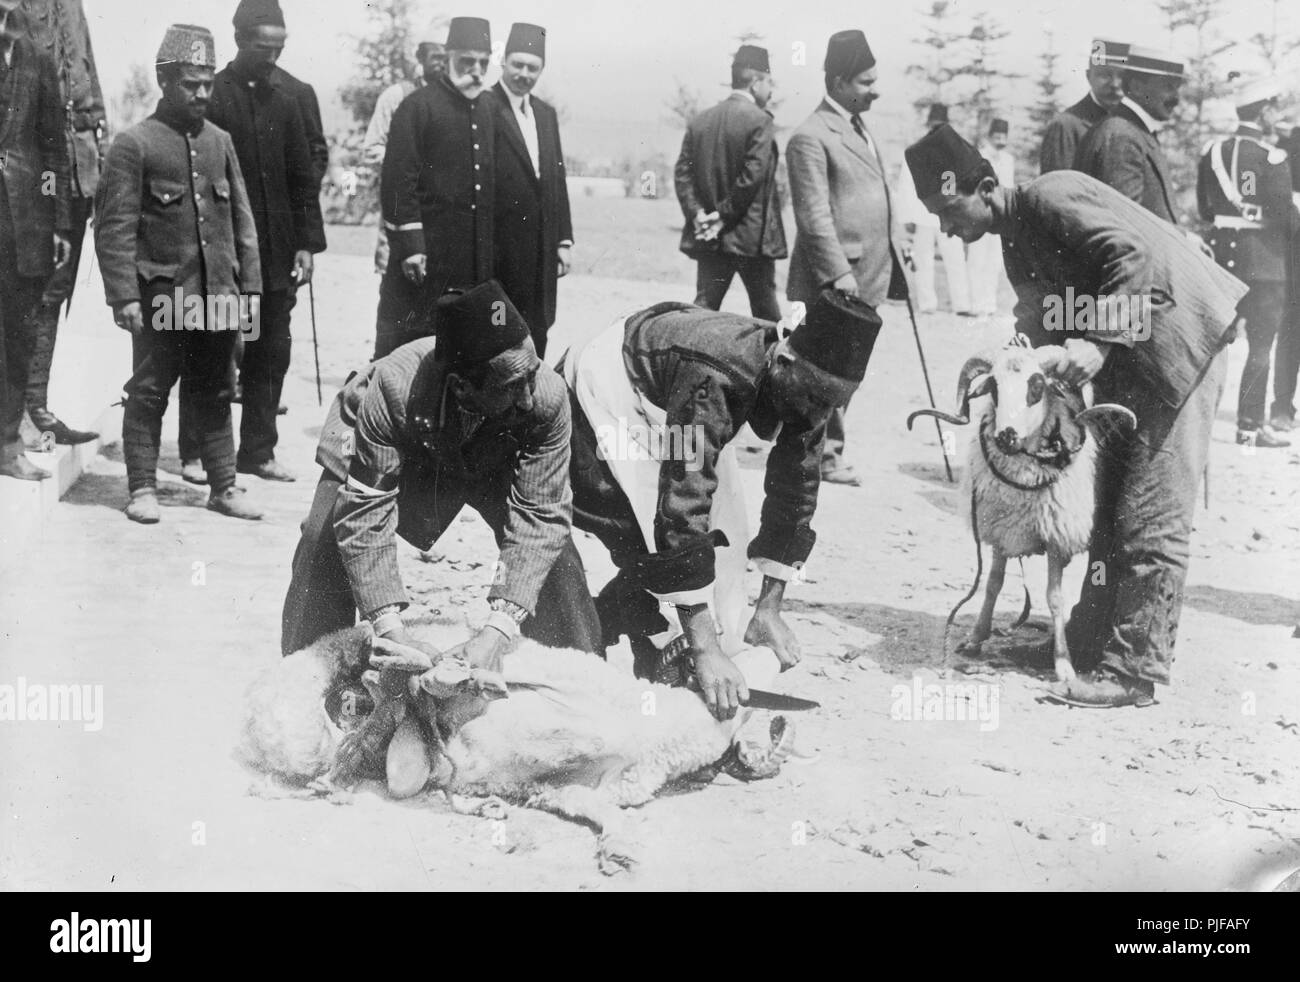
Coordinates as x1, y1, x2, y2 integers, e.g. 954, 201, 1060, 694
238, 612, 793, 873
908, 338, 1135, 681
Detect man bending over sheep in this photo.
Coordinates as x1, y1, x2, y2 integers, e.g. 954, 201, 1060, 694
905, 124, 1248, 708
281, 279, 602, 667
561, 289, 880, 720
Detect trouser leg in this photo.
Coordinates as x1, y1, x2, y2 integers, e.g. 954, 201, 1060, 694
281, 473, 356, 655
912, 225, 938, 312
736, 256, 783, 322
1095, 353, 1226, 686
937, 232, 971, 312
966, 232, 1001, 314
1236, 282, 1286, 430
238, 288, 296, 466
1272, 273, 1300, 422
822, 404, 848, 468
25, 199, 93, 420
180, 325, 239, 493
373, 267, 426, 361
3, 280, 46, 460
122, 325, 185, 492
693, 253, 736, 310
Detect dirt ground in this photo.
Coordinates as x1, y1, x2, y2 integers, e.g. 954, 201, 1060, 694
2, 221, 1299, 892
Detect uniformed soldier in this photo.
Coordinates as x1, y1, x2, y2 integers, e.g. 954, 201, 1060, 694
1197, 76, 1300, 449
375, 15, 495, 360
562, 289, 880, 719
17, 0, 102, 447
281, 279, 600, 710
906, 125, 1248, 708
1038, 38, 1128, 174
0, 0, 71, 481
94, 24, 264, 523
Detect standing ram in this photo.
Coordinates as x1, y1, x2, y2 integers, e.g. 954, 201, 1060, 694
908, 339, 1136, 681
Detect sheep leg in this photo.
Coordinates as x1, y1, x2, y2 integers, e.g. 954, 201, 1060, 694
526, 785, 640, 876
959, 550, 1006, 656
1046, 551, 1075, 683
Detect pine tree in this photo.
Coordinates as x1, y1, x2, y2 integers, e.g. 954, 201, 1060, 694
338, 0, 437, 132
959, 11, 1022, 143
905, 0, 970, 119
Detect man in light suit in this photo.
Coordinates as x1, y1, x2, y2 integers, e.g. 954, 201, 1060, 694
489, 22, 572, 358
787, 29, 904, 486
1074, 46, 1184, 224
674, 43, 786, 321
968, 118, 1015, 316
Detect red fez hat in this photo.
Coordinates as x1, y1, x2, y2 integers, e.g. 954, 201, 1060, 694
733, 44, 771, 74
905, 124, 989, 211
824, 29, 875, 79
446, 16, 491, 52
505, 22, 545, 59
789, 288, 882, 385
435, 281, 530, 366
232, 0, 284, 30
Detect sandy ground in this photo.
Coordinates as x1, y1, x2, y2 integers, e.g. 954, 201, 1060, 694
2, 234, 1299, 892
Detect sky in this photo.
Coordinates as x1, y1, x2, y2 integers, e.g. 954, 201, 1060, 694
88, 0, 1300, 164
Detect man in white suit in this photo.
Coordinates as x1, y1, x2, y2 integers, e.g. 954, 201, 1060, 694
787, 29, 905, 486
968, 117, 1015, 316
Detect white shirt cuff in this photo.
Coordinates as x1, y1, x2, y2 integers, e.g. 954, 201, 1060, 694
753, 558, 800, 582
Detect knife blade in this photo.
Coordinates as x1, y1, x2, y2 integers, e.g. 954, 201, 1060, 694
741, 689, 820, 712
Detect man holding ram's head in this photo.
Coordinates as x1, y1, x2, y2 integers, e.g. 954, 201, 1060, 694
905, 124, 1248, 708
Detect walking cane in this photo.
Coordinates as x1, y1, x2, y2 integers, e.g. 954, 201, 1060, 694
899, 249, 956, 483
308, 280, 322, 406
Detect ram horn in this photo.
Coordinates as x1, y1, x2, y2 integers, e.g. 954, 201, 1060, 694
1075, 403, 1138, 431
907, 408, 970, 430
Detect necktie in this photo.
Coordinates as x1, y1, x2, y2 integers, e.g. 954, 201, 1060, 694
851, 113, 867, 141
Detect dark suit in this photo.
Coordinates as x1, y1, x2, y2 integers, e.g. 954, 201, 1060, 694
1198, 125, 1300, 430
0, 35, 71, 462
268, 64, 329, 189
1039, 93, 1108, 173
489, 82, 572, 356
674, 92, 787, 321
999, 172, 1248, 686
375, 75, 494, 358
1277, 129, 1300, 423
281, 338, 600, 656
1073, 100, 1178, 223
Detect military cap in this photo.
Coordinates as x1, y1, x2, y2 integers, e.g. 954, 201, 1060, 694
1123, 45, 1185, 78
1233, 75, 1283, 110
435, 281, 530, 366
824, 29, 875, 79
156, 24, 217, 68
505, 22, 545, 60
446, 16, 491, 52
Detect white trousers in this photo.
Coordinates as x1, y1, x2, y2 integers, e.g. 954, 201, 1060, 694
966, 232, 1004, 315
913, 225, 971, 313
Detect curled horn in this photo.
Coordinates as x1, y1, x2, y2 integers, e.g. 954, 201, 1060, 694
906, 355, 995, 431
1075, 403, 1138, 431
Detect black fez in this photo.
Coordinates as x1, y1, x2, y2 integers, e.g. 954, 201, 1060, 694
446, 16, 491, 52
232, 0, 284, 31
435, 281, 529, 365
505, 22, 545, 59
824, 29, 875, 79
905, 124, 988, 210
789, 289, 882, 384
926, 103, 949, 125
989, 117, 1009, 134
733, 44, 771, 74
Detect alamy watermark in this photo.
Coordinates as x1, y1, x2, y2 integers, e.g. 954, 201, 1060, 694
595, 417, 705, 472
150, 289, 261, 340
890, 676, 1000, 732
1042, 289, 1151, 341
0, 677, 103, 732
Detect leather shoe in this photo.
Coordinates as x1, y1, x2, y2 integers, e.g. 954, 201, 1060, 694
30, 416, 98, 446
1238, 425, 1291, 449
125, 488, 160, 524
820, 463, 863, 487
207, 485, 264, 520
180, 459, 207, 485
237, 458, 295, 482
0, 456, 51, 481
1045, 669, 1155, 708
1269, 414, 1296, 433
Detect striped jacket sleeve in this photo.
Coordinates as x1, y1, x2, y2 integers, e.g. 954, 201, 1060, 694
332, 365, 408, 618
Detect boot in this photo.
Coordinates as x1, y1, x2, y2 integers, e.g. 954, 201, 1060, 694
207, 485, 264, 521
125, 488, 160, 524
0, 455, 51, 481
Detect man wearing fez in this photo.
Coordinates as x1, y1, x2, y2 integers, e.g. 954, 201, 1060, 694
363, 22, 447, 276
1198, 77, 1300, 449
17, 0, 104, 448
673, 43, 787, 322
281, 280, 601, 665
489, 22, 573, 357
905, 125, 1248, 707
1039, 38, 1128, 174
178, 0, 326, 485
787, 29, 905, 487
376, 15, 495, 360
968, 118, 1014, 317
95, 25, 264, 522
562, 289, 880, 720
894, 103, 972, 315
1074, 46, 1185, 225
0, 0, 71, 481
